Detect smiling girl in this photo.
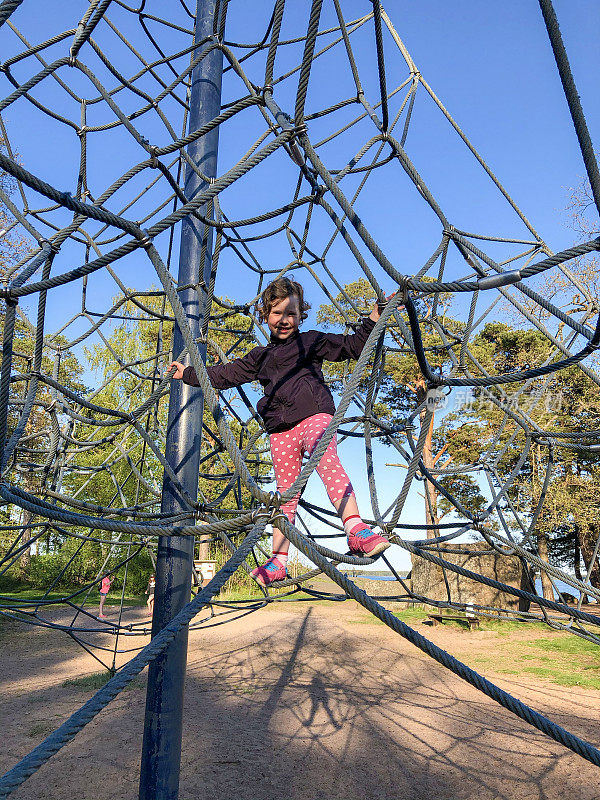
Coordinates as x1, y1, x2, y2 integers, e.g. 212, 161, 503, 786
168, 277, 389, 586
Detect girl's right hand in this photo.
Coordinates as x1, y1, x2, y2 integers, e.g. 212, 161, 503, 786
167, 361, 186, 380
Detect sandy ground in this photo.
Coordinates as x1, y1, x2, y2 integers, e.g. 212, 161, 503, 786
1, 599, 599, 800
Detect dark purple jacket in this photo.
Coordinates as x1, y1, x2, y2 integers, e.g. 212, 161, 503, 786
182, 317, 376, 433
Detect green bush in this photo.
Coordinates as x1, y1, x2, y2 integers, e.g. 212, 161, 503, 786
27, 552, 66, 588
0, 572, 25, 593
21, 538, 153, 597
115, 548, 154, 595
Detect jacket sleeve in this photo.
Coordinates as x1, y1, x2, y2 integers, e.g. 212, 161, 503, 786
312, 316, 376, 362
182, 347, 261, 390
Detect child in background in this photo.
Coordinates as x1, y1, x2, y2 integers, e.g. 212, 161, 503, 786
168, 277, 390, 586
146, 574, 156, 616
98, 573, 112, 619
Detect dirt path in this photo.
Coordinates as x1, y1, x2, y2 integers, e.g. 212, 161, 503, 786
1, 601, 599, 800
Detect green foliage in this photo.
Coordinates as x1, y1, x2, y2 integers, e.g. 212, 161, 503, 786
0, 572, 25, 593
118, 548, 155, 594
1, 285, 273, 595
316, 277, 458, 413
1, 136, 30, 278
438, 473, 487, 520
0, 148, 90, 585
317, 278, 487, 527
440, 321, 600, 586
350, 606, 429, 625
72, 290, 270, 517
316, 280, 600, 586
57, 290, 272, 587
23, 539, 152, 595
212, 538, 310, 599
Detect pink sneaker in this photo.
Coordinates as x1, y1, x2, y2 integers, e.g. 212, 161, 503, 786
251, 557, 287, 587
347, 527, 390, 557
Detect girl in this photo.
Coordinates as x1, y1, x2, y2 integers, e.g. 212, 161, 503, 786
98, 573, 112, 619
168, 277, 389, 586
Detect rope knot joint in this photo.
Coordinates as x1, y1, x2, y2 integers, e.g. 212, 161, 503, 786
267, 490, 282, 511
137, 230, 153, 249
294, 122, 308, 137
39, 238, 59, 254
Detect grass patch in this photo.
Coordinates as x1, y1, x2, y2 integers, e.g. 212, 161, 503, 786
1, 585, 146, 607
351, 608, 554, 632
395, 607, 430, 624
517, 635, 600, 689
478, 619, 552, 636
230, 684, 259, 695
495, 668, 521, 676
529, 636, 600, 655
28, 721, 56, 738
519, 664, 600, 690
1, 588, 75, 604
346, 605, 600, 691
349, 606, 429, 625
63, 671, 147, 692
63, 671, 114, 691
215, 588, 346, 607
217, 587, 266, 601
451, 623, 600, 690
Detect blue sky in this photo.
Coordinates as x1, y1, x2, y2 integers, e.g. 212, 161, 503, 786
2, 2, 599, 571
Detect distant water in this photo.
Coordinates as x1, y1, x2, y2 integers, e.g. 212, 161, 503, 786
534, 577, 597, 600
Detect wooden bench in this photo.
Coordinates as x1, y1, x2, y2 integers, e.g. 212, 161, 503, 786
426, 613, 480, 630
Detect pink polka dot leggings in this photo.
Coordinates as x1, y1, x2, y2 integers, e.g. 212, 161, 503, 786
270, 412, 355, 525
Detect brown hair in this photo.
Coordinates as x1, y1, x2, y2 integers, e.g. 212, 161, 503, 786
257, 277, 311, 323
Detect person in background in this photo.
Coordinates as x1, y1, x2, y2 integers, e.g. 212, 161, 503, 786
146, 574, 156, 616
99, 573, 112, 619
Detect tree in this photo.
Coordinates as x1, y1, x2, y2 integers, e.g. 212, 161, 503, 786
74, 290, 271, 564
478, 166, 600, 595
1, 138, 89, 578
440, 321, 600, 595
317, 278, 488, 533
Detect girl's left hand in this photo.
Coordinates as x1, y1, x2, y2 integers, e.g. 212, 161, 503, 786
370, 292, 400, 321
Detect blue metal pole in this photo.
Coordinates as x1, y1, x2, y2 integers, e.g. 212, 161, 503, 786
139, 2, 223, 798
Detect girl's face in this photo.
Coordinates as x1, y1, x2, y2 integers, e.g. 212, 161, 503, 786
266, 294, 301, 341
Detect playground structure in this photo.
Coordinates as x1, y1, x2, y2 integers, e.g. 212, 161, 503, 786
0, 1, 599, 798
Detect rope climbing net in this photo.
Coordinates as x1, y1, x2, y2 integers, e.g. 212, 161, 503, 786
0, 0, 600, 793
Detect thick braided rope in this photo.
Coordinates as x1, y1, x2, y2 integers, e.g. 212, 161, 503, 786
0, 0, 24, 28
538, 0, 600, 216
